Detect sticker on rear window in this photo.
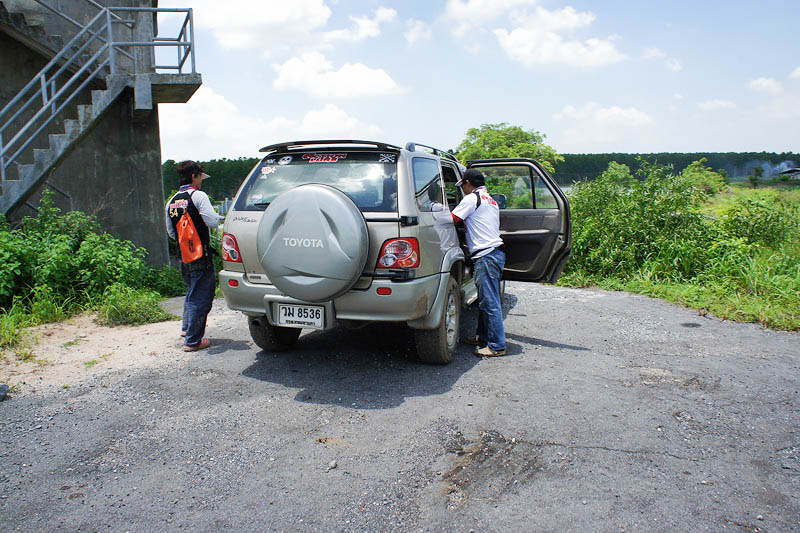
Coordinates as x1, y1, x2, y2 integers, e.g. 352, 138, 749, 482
265, 159, 276, 163
303, 153, 347, 163
278, 156, 292, 165
379, 153, 396, 163
260, 166, 276, 175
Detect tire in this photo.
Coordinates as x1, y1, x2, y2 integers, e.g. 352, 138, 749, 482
415, 278, 460, 364
248, 316, 301, 351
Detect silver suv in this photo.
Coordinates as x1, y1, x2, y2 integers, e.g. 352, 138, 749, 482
219, 140, 571, 364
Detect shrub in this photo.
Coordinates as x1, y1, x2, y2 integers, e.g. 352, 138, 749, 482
719, 195, 798, 248
76, 232, 147, 296
680, 158, 727, 195
96, 283, 172, 326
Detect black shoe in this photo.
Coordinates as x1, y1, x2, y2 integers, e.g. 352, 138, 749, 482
464, 335, 487, 347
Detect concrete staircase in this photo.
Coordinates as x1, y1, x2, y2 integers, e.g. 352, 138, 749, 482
0, 74, 130, 213
0, 0, 200, 214
0, 0, 106, 87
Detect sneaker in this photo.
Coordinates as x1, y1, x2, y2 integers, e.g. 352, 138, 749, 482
464, 335, 486, 347
183, 338, 210, 352
474, 345, 507, 357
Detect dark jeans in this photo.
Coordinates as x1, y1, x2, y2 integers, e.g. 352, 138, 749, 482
181, 258, 216, 346
473, 248, 506, 351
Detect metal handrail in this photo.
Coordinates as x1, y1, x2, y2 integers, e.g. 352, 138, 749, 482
0, 6, 196, 185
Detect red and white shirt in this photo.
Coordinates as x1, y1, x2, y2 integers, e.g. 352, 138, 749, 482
451, 186, 503, 259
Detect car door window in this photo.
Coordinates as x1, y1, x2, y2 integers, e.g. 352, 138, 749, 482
534, 173, 559, 209
441, 163, 461, 210
412, 157, 443, 212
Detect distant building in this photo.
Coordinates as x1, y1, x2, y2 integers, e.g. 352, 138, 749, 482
778, 168, 800, 180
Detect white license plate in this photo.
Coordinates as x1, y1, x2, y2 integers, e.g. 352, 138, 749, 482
276, 304, 324, 329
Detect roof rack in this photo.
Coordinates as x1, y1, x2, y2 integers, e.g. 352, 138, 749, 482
259, 139, 403, 153
405, 142, 460, 164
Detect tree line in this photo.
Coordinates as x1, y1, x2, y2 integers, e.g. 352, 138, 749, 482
553, 152, 799, 186
162, 123, 798, 199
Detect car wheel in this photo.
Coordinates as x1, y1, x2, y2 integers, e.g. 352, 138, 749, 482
248, 316, 301, 351
415, 278, 460, 364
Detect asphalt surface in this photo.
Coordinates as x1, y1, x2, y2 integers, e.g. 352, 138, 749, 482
1, 283, 799, 531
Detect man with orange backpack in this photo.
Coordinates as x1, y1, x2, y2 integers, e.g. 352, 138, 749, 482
166, 160, 219, 351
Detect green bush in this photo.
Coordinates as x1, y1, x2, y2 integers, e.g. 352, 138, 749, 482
719, 195, 798, 248
96, 283, 172, 326
562, 158, 800, 330
0, 191, 187, 353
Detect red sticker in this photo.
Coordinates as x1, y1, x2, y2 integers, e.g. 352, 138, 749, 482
302, 153, 347, 163
261, 166, 276, 175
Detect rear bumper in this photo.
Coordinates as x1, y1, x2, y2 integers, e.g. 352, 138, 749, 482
219, 270, 442, 329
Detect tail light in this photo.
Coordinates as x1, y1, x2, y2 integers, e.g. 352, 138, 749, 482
221, 233, 242, 262
377, 238, 419, 269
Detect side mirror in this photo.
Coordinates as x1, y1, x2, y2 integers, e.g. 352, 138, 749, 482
491, 193, 507, 209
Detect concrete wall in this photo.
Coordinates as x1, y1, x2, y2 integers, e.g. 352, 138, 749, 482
1, 4, 169, 265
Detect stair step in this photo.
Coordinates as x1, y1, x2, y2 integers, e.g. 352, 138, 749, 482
91, 90, 105, 108
16, 164, 34, 182
48, 133, 68, 153
63, 119, 79, 136
77, 104, 94, 126
33, 148, 51, 164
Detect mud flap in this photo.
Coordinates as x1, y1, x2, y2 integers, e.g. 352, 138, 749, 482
407, 273, 448, 330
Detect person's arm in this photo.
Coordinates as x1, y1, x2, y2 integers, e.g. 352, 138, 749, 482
451, 194, 477, 224
192, 191, 220, 229
165, 202, 176, 240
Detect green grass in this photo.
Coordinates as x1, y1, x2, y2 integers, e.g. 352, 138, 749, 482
95, 283, 173, 327
83, 359, 98, 369
559, 160, 800, 331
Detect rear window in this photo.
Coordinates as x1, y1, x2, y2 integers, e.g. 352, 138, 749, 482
234, 151, 398, 212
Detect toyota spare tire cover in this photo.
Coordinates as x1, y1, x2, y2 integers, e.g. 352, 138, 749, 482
257, 184, 369, 302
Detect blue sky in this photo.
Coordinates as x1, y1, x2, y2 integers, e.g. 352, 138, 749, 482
156, 0, 800, 162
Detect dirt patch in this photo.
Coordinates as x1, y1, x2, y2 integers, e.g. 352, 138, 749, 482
443, 430, 542, 509
0, 297, 234, 394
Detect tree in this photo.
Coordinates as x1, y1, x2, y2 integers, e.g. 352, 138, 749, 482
750, 166, 763, 189
455, 123, 564, 174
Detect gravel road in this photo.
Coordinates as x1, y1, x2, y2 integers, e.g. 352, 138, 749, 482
1, 283, 799, 531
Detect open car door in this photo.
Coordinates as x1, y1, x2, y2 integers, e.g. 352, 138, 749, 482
467, 158, 571, 283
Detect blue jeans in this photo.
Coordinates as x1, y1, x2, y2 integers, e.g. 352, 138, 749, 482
181, 258, 216, 347
473, 248, 506, 351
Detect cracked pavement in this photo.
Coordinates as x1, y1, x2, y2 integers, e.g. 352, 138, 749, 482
1, 283, 799, 531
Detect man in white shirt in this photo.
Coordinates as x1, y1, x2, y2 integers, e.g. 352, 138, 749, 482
166, 160, 219, 352
451, 168, 507, 356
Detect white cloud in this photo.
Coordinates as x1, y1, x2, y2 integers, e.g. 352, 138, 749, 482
666, 58, 682, 72
405, 19, 432, 46
553, 103, 652, 125
272, 51, 402, 98
159, 0, 332, 53
748, 77, 783, 95
673, 93, 683, 100
494, 7, 625, 67
323, 7, 397, 43
159, 87, 381, 160
444, 0, 538, 35
643, 47, 682, 72
697, 99, 736, 111
643, 47, 666, 59
552, 102, 652, 148
791, 66, 800, 79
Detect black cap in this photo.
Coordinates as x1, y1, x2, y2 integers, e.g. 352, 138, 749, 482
456, 168, 485, 187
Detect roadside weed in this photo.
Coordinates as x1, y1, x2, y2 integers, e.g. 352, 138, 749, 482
562, 160, 800, 330
95, 284, 172, 326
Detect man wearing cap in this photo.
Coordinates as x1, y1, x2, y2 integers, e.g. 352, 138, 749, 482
451, 168, 507, 357
166, 160, 219, 352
